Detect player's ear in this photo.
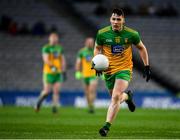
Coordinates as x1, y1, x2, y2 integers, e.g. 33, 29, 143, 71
123, 17, 125, 24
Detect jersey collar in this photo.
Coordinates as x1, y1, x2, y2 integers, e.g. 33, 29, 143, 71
111, 25, 125, 34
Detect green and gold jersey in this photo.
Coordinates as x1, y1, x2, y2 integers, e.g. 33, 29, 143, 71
42, 44, 64, 74
77, 47, 96, 78
95, 25, 140, 75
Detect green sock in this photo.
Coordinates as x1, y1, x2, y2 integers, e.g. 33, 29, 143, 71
104, 122, 111, 129
89, 105, 94, 110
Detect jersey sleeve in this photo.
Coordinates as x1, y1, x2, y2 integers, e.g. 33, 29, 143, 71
42, 46, 50, 54
95, 31, 103, 46
132, 32, 141, 45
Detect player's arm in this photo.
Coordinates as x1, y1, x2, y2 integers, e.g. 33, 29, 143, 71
93, 45, 105, 77
61, 54, 66, 72
94, 43, 103, 56
94, 30, 103, 56
92, 32, 104, 76
135, 41, 149, 66
75, 58, 81, 72
42, 53, 53, 66
60, 50, 67, 81
75, 53, 82, 80
42, 53, 57, 72
42, 46, 55, 68
135, 41, 151, 82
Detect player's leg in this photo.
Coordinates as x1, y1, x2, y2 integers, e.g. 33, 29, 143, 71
99, 79, 129, 136
83, 79, 91, 112
88, 78, 98, 113
108, 88, 135, 111
108, 89, 113, 96
99, 71, 136, 136
116, 71, 135, 112
52, 82, 61, 113
109, 89, 135, 111
35, 73, 53, 112
124, 90, 136, 112
35, 82, 52, 112
106, 79, 129, 123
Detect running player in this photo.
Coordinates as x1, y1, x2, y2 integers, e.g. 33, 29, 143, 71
35, 33, 66, 114
92, 8, 151, 136
75, 38, 97, 113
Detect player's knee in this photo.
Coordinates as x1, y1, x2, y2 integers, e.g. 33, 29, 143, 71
53, 87, 60, 94
53, 89, 60, 94
89, 85, 96, 93
54, 91, 60, 94
112, 93, 121, 102
53, 87, 61, 94
42, 89, 50, 95
112, 89, 124, 101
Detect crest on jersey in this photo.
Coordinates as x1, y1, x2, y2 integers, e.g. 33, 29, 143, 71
115, 37, 120, 43
125, 38, 128, 43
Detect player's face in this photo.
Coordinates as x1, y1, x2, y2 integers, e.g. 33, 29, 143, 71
85, 38, 94, 48
110, 14, 125, 31
49, 34, 59, 45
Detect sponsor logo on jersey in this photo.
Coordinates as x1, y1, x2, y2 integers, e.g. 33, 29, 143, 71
53, 52, 59, 58
86, 55, 92, 61
106, 39, 113, 42
111, 45, 125, 54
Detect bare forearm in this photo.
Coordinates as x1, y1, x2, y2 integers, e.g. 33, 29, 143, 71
94, 45, 102, 56
61, 56, 66, 72
75, 59, 81, 71
47, 61, 53, 66
139, 47, 149, 66
136, 41, 149, 66
42, 54, 53, 67
137, 43, 151, 82
43, 58, 53, 66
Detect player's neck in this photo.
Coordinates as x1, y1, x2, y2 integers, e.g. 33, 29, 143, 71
112, 25, 124, 32
86, 46, 93, 50
49, 43, 57, 46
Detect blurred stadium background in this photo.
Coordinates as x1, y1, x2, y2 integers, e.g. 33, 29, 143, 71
0, 0, 180, 108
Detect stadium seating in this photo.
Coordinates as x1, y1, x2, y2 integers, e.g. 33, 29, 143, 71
0, 0, 167, 91
0, 0, 85, 90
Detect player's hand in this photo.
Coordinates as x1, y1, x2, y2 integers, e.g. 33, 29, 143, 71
91, 62, 103, 77
96, 71, 103, 77
91, 61, 95, 69
62, 72, 67, 82
101, 74, 105, 80
51, 66, 57, 72
143, 65, 151, 82
75, 71, 82, 80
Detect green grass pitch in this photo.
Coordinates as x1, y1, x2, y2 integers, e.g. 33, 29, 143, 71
0, 106, 180, 139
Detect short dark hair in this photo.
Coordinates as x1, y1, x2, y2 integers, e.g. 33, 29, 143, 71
112, 8, 124, 16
